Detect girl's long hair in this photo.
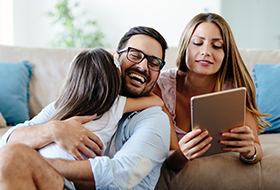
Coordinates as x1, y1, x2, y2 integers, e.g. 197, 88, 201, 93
49, 47, 121, 121
176, 13, 270, 132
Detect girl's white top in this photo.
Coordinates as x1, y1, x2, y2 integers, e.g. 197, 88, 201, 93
39, 95, 126, 160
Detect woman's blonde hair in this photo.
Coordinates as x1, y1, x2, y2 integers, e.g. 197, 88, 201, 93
49, 47, 121, 121
177, 13, 269, 131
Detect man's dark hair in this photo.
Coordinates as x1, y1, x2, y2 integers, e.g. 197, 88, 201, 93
117, 26, 168, 61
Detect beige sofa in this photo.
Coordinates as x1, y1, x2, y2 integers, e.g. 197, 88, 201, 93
0, 44, 280, 189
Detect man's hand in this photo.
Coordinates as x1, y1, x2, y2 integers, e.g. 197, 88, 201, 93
50, 115, 103, 160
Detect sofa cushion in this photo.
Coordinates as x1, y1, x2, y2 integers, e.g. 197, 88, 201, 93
0, 61, 33, 126
252, 63, 280, 133
155, 134, 280, 190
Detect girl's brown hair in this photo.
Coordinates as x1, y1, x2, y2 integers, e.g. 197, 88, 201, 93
49, 47, 121, 121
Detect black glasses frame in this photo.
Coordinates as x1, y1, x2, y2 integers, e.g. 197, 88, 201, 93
118, 47, 165, 72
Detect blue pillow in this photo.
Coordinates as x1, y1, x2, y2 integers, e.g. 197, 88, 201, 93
252, 63, 280, 133
0, 61, 33, 126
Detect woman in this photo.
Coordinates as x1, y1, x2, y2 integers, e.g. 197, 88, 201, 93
153, 13, 269, 170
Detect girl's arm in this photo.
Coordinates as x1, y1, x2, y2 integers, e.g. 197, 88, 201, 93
152, 84, 179, 151
123, 92, 163, 114
162, 105, 179, 151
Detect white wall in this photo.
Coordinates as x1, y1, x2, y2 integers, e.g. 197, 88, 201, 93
0, 0, 221, 49
2, 0, 280, 50
78, 0, 221, 49
12, 0, 57, 47
2, 0, 279, 50
0, 0, 14, 45
221, 0, 280, 50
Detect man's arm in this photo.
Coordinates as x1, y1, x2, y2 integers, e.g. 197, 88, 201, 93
0, 102, 103, 159
45, 159, 95, 190
91, 106, 170, 189
0, 103, 55, 149
38, 106, 170, 189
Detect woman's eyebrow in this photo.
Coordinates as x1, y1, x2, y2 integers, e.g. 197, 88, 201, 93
212, 38, 223, 42
192, 36, 205, 39
192, 36, 223, 42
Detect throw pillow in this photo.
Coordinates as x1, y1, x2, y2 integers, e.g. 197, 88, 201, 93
0, 61, 33, 126
252, 63, 280, 133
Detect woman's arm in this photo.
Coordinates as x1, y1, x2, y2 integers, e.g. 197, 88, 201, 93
123, 92, 164, 114
220, 110, 262, 164
165, 127, 212, 170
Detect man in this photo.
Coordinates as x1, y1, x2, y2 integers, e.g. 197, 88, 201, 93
0, 26, 170, 189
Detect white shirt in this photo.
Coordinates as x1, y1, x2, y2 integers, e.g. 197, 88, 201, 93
39, 95, 126, 160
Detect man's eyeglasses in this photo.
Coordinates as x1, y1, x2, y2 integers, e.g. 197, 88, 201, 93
118, 47, 165, 72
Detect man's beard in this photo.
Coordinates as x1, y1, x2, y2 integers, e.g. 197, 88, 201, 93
120, 75, 156, 98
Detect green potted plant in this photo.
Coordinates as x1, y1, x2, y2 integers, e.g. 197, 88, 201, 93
46, 0, 104, 48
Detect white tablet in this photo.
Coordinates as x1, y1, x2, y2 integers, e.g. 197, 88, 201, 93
191, 87, 246, 157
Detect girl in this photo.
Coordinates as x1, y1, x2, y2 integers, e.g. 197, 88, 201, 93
39, 47, 163, 160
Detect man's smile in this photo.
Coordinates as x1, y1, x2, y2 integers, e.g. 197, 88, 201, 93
128, 72, 147, 85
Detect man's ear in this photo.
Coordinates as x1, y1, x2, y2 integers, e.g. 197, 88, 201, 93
112, 51, 119, 59
113, 51, 122, 74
